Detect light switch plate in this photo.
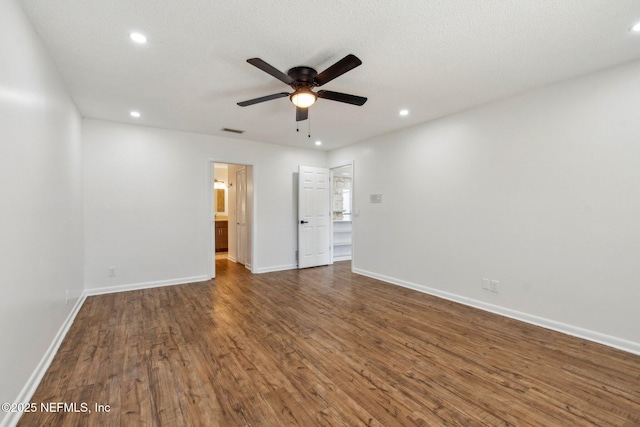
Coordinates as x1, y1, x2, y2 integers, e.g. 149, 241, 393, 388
370, 194, 382, 203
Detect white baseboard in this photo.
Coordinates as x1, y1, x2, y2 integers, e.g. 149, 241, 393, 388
1, 295, 87, 427
84, 275, 209, 296
353, 267, 640, 356
253, 264, 297, 274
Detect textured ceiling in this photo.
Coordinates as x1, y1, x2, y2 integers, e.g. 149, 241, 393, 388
18, 0, 640, 150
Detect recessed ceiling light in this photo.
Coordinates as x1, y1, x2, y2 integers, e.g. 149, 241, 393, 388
130, 111, 141, 118
631, 22, 640, 32
315, 140, 322, 146
129, 32, 147, 44
399, 109, 409, 116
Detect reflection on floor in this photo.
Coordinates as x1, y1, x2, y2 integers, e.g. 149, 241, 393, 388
215, 251, 227, 260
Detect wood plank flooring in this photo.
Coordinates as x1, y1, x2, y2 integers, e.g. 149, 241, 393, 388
18, 260, 640, 426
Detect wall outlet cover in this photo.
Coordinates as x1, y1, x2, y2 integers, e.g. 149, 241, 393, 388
490, 280, 499, 293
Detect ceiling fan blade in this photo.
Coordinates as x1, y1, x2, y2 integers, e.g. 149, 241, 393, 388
296, 107, 308, 122
247, 58, 294, 85
313, 54, 362, 86
237, 92, 290, 107
317, 90, 367, 106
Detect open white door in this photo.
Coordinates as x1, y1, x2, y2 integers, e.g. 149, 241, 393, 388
298, 165, 331, 268
236, 167, 247, 265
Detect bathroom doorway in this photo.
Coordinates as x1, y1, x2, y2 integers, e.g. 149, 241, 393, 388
210, 162, 253, 278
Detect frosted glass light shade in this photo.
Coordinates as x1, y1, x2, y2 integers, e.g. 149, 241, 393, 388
290, 90, 317, 108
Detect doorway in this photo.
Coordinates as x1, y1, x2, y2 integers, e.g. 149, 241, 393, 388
330, 163, 353, 262
210, 162, 253, 279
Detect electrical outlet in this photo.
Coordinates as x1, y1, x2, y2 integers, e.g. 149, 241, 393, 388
108, 267, 116, 277
490, 280, 499, 293
482, 278, 490, 290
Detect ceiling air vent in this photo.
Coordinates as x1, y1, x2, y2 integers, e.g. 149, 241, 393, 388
221, 127, 245, 134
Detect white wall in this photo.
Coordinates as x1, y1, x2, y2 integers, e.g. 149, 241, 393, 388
83, 119, 326, 290
0, 0, 84, 422
329, 60, 640, 351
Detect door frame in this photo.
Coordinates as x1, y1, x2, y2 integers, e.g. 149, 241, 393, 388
208, 159, 255, 279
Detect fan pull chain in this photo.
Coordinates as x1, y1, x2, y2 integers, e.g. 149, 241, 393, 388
308, 112, 311, 138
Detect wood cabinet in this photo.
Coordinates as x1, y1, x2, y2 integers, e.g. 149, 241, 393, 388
215, 221, 228, 252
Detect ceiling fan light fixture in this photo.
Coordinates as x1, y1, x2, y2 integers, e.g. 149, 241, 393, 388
290, 90, 317, 108
238, 55, 365, 121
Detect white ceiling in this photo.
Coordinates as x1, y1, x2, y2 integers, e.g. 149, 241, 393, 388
18, 0, 640, 151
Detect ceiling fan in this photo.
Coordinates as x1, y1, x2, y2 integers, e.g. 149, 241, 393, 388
237, 54, 367, 122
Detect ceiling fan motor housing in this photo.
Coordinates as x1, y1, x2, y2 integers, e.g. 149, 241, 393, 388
288, 67, 318, 108
287, 66, 318, 86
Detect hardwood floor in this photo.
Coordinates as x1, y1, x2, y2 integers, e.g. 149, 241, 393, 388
19, 260, 640, 426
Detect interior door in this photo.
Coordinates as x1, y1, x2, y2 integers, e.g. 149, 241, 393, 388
236, 167, 247, 265
298, 165, 331, 268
